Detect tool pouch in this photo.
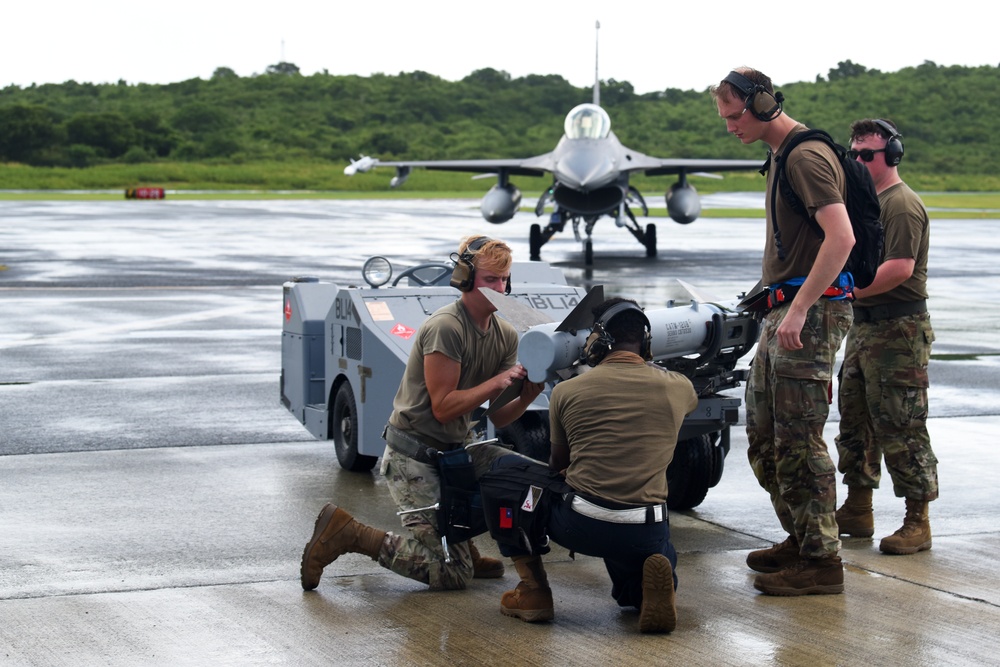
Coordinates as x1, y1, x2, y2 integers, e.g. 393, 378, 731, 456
435, 447, 489, 545
479, 454, 571, 555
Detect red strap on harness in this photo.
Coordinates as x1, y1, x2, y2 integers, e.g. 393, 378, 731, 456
768, 284, 852, 310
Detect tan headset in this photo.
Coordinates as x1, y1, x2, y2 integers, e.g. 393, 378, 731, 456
724, 70, 784, 122
449, 236, 511, 294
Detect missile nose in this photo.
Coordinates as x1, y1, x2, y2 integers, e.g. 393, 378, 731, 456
519, 329, 558, 383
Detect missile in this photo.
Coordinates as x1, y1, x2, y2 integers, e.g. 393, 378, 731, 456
518, 299, 739, 383
344, 155, 377, 176
482, 284, 753, 385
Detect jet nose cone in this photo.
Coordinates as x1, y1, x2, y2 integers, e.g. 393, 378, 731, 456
556, 148, 617, 190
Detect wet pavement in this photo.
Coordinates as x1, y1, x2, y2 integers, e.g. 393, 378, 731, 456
1, 198, 999, 665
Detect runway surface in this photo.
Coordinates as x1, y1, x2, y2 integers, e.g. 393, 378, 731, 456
1, 198, 998, 665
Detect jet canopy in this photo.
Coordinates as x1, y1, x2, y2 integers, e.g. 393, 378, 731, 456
563, 103, 611, 140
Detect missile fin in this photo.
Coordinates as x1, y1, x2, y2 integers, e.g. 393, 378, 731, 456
479, 289, 555, 332
554, 285, 605, 333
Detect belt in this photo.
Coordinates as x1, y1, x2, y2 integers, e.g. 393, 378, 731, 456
853, 299, 927, 323
570, 495, 668, 524
767, 283, 850, 311
383, 424, 456, 465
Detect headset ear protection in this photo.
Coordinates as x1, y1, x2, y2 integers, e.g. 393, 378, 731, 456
583, 301, 652, 367
724, 71, 784, 122
449, 236, 511, 295
873, 118, 904, 166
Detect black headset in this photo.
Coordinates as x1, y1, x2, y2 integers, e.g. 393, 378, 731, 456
583, 301, 653, 367
449, 236, 511, 294
724, 71, 785, 122
873, 118, 905, 166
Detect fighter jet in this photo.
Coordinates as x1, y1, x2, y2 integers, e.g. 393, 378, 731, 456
345, 28, 761, 265
348, 105, 761, 264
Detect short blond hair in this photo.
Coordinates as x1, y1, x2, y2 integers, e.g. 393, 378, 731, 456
459, 235, 512, 274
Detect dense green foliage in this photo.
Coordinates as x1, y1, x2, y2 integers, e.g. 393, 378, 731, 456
1, 60, 998, 190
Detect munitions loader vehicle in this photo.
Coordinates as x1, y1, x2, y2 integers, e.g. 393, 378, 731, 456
281, 256, 758, 509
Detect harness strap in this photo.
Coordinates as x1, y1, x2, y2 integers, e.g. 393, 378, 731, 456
766, 273, 854, 311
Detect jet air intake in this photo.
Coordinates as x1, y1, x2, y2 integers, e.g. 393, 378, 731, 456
552, 183, 624, 216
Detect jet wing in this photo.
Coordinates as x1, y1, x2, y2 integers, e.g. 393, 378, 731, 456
619, 152, 764, 177
368, 154, 555, 178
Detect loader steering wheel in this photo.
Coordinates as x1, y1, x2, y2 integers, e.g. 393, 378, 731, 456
392, 263, 453, 287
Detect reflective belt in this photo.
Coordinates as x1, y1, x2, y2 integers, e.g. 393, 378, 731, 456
570, 495, 668, 524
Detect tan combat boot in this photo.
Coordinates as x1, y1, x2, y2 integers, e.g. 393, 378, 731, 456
746, 535, 800, 573
500, 555, 554, 622
836, 486, 875, 537
639, 554, 676, 634
469, 539, 505, 579
300, 503, 387, 591
753, 555, 845, 596
880, 499, 932, 555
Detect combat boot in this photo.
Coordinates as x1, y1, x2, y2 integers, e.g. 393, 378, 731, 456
639, 554, 676, 634
746, 535, 800, 573
836, 486, 874, 537
469, 539, 505, 579
880, 499, 932, 555
753, 555, 844, 596
300, 503, 387, 591
500, 555, 554, 622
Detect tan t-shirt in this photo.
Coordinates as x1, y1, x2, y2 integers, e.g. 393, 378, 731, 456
763, 125, 847, 285
549, 351, 699, 505
388, 299, 518, 449
855, 182, 929, 306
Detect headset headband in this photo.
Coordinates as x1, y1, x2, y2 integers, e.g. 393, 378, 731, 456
464, 236, 490, 256
723, 71, 758, 100
873, 118, 901, 140
595, 301, 649, 331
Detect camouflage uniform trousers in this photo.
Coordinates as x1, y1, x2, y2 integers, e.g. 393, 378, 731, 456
746, 298, 853, 558
835, 311, 938, 500
377, 440, 515, 590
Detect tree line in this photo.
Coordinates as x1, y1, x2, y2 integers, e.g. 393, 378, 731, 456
1, 60, 997, 179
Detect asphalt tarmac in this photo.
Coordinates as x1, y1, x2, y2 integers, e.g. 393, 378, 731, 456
2, 197, 999, 665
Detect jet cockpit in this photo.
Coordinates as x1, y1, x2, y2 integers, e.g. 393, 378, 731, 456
564, 103, 611, 140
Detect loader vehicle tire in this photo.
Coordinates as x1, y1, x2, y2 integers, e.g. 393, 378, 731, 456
497, 411, 551, 463
666, 433, 722, 511
332, 382, 378, 472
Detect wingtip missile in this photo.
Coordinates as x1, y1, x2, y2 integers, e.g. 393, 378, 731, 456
344, 155, 377, 176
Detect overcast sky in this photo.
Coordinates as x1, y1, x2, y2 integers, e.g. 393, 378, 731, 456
4, 1, 995, 94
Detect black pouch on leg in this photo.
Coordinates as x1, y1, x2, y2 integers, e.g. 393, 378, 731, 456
479, 454, 571, 555
435, 448, 489, 553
